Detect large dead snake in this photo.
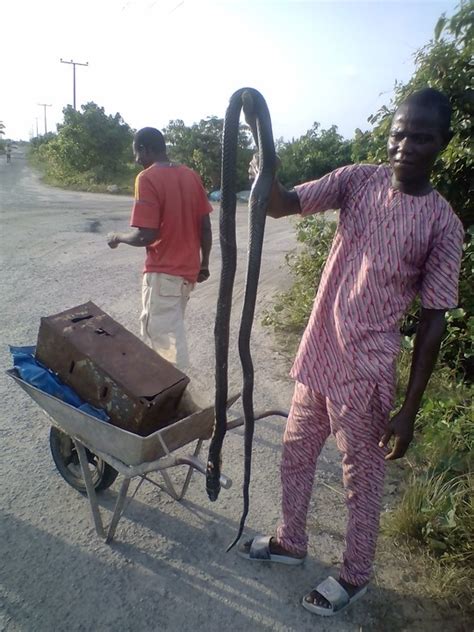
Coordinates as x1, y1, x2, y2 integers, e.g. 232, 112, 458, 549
206, 87, 276, 550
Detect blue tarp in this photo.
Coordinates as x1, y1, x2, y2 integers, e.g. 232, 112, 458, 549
10, 346, 110, 422
208, 190, 250, 202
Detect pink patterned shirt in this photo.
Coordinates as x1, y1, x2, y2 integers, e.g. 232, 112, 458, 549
292, 164, 464, 412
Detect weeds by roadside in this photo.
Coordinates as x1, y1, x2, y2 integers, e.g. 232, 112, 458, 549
28, 145, 137, 195
29, 162, 137, 195
262, 216, 336, 335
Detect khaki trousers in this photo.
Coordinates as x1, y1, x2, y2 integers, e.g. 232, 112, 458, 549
140, 273, 194, 370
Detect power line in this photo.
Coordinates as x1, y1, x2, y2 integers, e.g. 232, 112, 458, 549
60, 59, 89, 110
37, 103, 52, 135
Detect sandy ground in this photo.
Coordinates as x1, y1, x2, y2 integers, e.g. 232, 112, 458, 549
0, 152, 468, 632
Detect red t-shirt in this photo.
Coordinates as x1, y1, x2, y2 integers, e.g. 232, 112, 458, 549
130, 163, 212, 282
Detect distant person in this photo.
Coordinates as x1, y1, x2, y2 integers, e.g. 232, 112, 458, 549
239, 88, 464, 617
107, 127, 212, 370
5, 143, 11, 163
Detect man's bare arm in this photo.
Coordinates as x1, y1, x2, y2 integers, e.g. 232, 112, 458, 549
380, 308, 446, 460
248, 154, 300, 218
266, 181, 301, 218
197, 214, 212, 282
107, 227, 159, 249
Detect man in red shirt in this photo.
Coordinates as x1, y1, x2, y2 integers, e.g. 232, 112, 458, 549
239, 89, 464, 616
107, 127, 212, 369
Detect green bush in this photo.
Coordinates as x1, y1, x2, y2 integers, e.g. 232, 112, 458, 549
367, 1, 473, 229
29, 103, 136, 190
262, 216, 336, 337
440, 226, 474, 377
414, 387, 472, 476
164, 116, 253, 192
384, 376, 473, 605
276, 124, 352, 189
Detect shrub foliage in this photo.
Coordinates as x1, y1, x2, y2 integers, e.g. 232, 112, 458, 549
30, 103, 135, 188
164, 116, 253, 192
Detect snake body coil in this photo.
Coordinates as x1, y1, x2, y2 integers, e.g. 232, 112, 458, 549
206, 88, 276, 551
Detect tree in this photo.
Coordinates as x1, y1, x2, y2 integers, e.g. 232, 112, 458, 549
164, 116, 253, 191
30, 132, 56, 149
367, 0, 473, 228
276, 123, 353, 189
32, 103, 134, 185
350, 128, 373, 163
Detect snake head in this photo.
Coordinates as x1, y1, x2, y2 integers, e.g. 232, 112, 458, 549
206, 460, 221, 501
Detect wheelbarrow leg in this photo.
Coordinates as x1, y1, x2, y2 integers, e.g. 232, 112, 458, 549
105, 477, 131, 544
177, 439, 203, 500
75, 440, 106, 539
158, 439, 204, 501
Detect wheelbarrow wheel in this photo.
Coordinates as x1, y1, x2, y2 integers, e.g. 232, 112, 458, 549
49, 427, 118, 494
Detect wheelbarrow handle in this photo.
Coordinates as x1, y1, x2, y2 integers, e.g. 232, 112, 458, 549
226, 409, 288, 431
175, 455, 232, 489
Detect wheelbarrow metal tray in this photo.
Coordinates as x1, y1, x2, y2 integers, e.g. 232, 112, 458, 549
7, 369, 215, 466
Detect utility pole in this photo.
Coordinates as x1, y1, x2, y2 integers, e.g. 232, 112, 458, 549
60, 58, 89, 109
35, 117, 39, 137
37, 103, 52, 135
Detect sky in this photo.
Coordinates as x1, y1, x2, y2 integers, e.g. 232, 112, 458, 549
1, 0, 459, 141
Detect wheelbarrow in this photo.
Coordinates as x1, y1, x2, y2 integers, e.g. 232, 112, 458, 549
6, 368, 287, 543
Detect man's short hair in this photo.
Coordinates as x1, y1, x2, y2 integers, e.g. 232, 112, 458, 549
134, 127, 166, 153
401, 88, 452, 133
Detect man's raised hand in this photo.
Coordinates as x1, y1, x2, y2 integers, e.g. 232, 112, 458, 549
107, 232, 120, 249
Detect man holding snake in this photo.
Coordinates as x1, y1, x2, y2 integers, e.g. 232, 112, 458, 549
240, 88, 464, 617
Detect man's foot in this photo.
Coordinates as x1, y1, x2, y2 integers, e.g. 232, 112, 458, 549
304, 577, 367, 610
238, 535, 306, 565
240, 536, 305, 558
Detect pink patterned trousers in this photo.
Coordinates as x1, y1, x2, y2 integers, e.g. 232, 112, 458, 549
276, 381, 388, 586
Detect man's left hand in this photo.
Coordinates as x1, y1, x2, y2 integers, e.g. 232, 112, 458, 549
107, 232, 120, 249
197, 267, 210, 283
379, 408, 416, 460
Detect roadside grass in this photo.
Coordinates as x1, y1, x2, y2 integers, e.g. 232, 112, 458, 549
382, 469, 473, 607
382, 353, 473, 606
28, 150, 138, 195
39, 173, 136, 195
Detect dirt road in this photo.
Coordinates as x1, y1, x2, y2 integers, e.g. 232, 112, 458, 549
0, 153, 457, 631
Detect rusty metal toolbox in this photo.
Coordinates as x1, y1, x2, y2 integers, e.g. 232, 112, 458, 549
35, 302, 189, 436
